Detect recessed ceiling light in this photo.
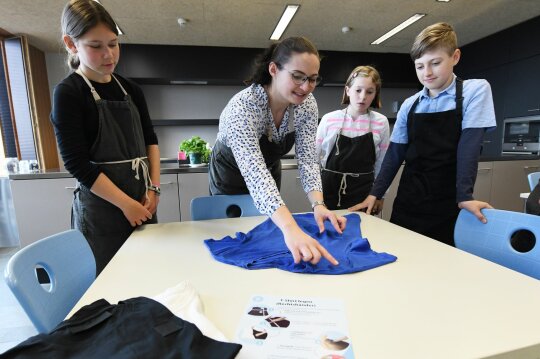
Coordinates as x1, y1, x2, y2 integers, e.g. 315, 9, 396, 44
371, 13, 426, 45
436, 0, 451, 2
270, 5, 300, 41
177, 18, 188, 27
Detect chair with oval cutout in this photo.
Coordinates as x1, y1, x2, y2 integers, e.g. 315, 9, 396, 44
4, 229, 96, 333
190, 194, 261, 221
454, 208, 540, 280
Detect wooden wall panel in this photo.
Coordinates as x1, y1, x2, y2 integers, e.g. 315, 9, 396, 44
22, 37, 59, 169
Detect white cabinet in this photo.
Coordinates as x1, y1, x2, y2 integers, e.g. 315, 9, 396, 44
10, 174, 181, 248
10, 177, 76, 247
11, 159, 534, 247
178, 172, 210, 221
177, 167, 312, 220
473, 162, 493, 203
490, 160, 540, 211
156, 173, 180, 223
280, 168, 311, 213
381, 166, 403, 221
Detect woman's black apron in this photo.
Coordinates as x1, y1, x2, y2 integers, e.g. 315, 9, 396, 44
209, 107, 295, 194
72, 71, 156, 274
391, 79, 464, 246
321, 110, 376, 209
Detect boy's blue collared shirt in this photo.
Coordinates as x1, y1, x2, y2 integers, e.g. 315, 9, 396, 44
391, 74, 497, 144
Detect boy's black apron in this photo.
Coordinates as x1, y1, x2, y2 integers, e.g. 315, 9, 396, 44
391, 79, 463, 246
209, 107, 295, 195
72, 71, 156, 274
321, 109, 376, 209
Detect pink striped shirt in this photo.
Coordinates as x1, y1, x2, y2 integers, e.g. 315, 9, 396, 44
316, 109, 390, 177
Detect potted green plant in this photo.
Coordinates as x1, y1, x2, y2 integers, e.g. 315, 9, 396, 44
179, 136, 211, 165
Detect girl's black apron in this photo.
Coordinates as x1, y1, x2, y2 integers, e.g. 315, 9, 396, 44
391, 79, 464, 246
72, 71, 156, 274
321, 110, 376, 209
209, 107, 295, 194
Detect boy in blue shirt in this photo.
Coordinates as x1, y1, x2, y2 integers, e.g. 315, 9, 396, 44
350, 22, 496, 246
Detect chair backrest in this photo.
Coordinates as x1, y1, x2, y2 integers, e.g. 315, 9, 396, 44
454, 208, 540, 280
528, 172, 540, 191
4, 229, 96, 333
191, 194, 261, 221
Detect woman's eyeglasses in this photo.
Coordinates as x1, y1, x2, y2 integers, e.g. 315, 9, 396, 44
286, 70, 322, 86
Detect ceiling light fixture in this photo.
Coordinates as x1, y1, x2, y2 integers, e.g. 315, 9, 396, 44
177, 17, 188, 27
436, 0, 451, 2
270, 5, 300, 41
371, 13, 426, 45
92, 0, 124, 35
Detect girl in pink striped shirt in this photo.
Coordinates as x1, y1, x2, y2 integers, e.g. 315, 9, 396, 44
316, 66, 390, 211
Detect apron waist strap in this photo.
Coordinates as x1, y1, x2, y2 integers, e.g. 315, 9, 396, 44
92, 157, 151, 199
322, 168, 374, 207
321, 168, 373, 176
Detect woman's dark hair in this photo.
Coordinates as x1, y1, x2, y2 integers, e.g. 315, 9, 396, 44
245, 36, 320, 85
61, 0, 118, 70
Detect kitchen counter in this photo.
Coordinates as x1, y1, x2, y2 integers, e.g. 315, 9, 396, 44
479, 154, 540, 161
8, 160, 300, 180
7, 155, 538, 180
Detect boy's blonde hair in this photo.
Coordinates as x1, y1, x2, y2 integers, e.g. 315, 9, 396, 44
341, 65, 382, 108
410, 22, 457, 60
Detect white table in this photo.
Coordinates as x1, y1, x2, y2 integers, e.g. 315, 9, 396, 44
70, 212, 540, 359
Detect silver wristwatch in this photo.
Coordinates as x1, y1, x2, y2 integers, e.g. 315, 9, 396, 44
147, 185, 161, 196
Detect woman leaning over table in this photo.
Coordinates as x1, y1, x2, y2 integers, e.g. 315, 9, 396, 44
51, 0, 160, 274
209, 36, 347, 266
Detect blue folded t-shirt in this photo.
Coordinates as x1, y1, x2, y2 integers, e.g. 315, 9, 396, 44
204, 213, 397, 274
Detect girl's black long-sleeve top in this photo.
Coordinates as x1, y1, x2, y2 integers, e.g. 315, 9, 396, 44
51, 72, 158, 189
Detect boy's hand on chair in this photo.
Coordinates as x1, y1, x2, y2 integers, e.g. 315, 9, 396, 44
458, 200, 493, 224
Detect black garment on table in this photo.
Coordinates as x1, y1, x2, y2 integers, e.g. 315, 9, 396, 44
526, 181, 540, 215
322, 131, 376, 209
209, 120, 295, 195
71, 72, 156, 275
0, 297, 242, 359
265, 316, 290, 328
248, 307, 268, 316
51, 72, 157, 189
252, 328, 267, 339
391, 79, 464, 247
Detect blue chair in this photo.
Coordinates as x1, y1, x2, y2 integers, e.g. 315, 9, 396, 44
528, 172, 540, 191
4, 230, 96, 333
454, 208, 540, 280
191, 194, 261, 220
